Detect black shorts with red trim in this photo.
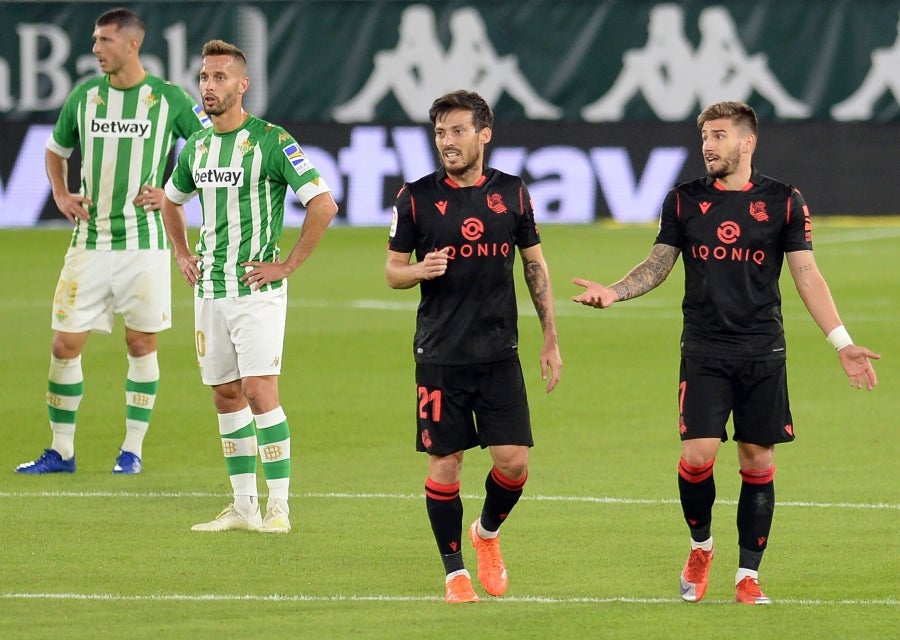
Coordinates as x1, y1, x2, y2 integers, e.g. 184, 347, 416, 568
678, 355, 795, 445
414, 358, 533, 455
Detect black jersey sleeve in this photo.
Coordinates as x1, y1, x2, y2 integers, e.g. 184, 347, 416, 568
515, 181, 541, 249
653, 188, 683, 248
388, 184, 418, 253
783, 187, 814, 252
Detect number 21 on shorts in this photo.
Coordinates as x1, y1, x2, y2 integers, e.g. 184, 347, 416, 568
417, 386, 442, 422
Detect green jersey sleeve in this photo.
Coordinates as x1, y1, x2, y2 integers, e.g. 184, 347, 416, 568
267, 126, 332, 206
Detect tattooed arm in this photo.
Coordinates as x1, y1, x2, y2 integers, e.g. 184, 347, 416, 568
520, 244, 562, 392
572, 243, 680, 308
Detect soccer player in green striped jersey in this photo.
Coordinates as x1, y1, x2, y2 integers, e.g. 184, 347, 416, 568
16, 8, 209, 477
161, 40, 338, 533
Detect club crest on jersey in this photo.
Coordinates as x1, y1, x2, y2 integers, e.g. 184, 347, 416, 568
194, 167, 244, 187
283, 143, 313, 176
89, 118, 151, 139
487, 193, 507, 214
239, 139, 255, 156
143, 93, 158, 110
749, 201, 770, 222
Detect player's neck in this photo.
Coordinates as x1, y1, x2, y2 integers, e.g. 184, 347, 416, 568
212, 109, 250, 134
714, 165, 753, 191
108, 63, 146, 91
446, 163, 485, 188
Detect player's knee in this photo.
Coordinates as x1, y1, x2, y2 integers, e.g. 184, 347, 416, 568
241, 380, 278, 413
492, 451, 528, 482
51, 333, 86, 359
429, 452, 464, 482
680, 439, 719, 467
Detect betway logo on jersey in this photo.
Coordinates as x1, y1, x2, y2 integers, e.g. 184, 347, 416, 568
89, 118, 151, 139
194, 167, 244, 187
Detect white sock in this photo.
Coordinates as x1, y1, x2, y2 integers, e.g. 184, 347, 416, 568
476, 519, 499, 539
691, 536, 714, 551
736, 568, 759, 584
234, 494, 259, 517
445, 569, 470, 583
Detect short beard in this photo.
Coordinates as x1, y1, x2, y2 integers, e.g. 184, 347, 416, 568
205, 92, 238, 117
707, 148, 741, 180
442, 155, 480, 181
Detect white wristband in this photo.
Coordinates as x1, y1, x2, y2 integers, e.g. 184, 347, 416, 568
826, 325, 853, 351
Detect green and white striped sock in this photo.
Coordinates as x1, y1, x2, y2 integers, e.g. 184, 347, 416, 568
47, 354, 83, 460
219, 407, 258, 499
255, 407, 290, 502
122, 352, 159, 458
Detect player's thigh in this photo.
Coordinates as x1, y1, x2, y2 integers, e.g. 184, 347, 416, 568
112, 250, 172, 333
51, 247, 115, 334
733, 359, 794, 445
195, 297, 240, 386
415, 363, 478, 455
231, 288, 288, 379
679, 356, 733, 441
473, 358, 533, 448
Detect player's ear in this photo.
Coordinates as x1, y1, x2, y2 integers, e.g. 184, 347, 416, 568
479, 127, 492, 144
743, 133, 756, 155
239, 76, 250, 95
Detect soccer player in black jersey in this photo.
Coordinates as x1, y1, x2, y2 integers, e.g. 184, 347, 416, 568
386, 90, 562, 603
572, 101, 879, 605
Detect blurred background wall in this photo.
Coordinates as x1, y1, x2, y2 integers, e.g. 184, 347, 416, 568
2, 0, 899, 226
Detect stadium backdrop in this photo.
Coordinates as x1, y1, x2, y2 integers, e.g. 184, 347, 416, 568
2, 0, 899, 227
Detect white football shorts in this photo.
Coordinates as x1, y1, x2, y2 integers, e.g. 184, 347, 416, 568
193, 285, 287, 386
51, 247, 172, 334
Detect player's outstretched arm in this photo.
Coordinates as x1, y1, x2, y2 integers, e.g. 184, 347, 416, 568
838, 345, 880, 390
786, 250, 879, 390
573, 243, 679, 308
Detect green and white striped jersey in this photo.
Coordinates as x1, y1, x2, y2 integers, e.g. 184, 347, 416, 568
47, 73, 209, 251
165, 115, 332, 299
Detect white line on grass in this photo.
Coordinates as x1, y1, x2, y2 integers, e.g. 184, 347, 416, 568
0, 592, 896, 606
814, 226, 900, 244
0, 490, 896, 510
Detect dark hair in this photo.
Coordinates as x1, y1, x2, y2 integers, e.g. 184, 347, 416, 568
697, 101, 759, 137
429, 90, 494, 131
201, 39, 248, 69
95, 7, 145, 33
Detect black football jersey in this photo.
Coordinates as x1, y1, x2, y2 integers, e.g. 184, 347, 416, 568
389, 168, 541, 365
655, 169, 813, 359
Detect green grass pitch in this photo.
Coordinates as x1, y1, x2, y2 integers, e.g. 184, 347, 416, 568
0, 220, 897, 639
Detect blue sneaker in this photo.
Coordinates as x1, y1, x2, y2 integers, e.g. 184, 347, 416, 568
16, 449, 76, 474
112, 450, 142, 475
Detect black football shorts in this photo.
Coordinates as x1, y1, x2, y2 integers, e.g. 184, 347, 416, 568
414, 358, 533, 454
678, 355, 795, 445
